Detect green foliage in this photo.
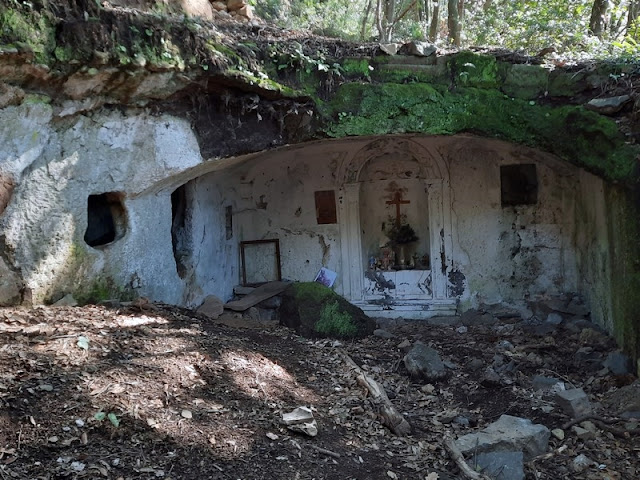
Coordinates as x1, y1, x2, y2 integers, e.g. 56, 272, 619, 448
315, 300, 357, 337
74, 277, 134, 305
94, 411, 120, 427
293, 281, 335, 304
386, 223, 419, 245
0, 2, 55, 63
249, 0, 640, 59
450, 52, 499, 88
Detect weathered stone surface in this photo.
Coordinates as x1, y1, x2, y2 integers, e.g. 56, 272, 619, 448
502, 63, 550, 100
53, 294, 78, 307
0, 257, 21, 306
0, 83, 25, 108
181, 0, 214, 19
406, 41, 436, 57
480, 367, 501, 387
602, 380, 640, 418
197, 295, 225, 319
237, 5, 253, 19
404, 343, 448, 381
282, 406, 318, 437
586, 95, 632, 115
555, 388, 592, 418
455, 415, 550, 460
211, 1, 227, 11
0, 172, 14, 215
280, 283, 375, 339
379, 43, 399, 55
373, 328, 395, 339
573, 454, 595, 473
532, 375, 564, 394
471, 451, 524, 480
572, 425, 594, 440
603, 351, 634, 375
461, 308, 497, 326
227, 0, 246, 11
545, 313, 563, 325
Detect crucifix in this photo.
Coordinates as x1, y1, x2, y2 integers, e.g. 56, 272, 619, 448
386, 191, 410, 227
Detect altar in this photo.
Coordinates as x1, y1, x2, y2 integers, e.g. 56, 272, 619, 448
336, 137, 458, 318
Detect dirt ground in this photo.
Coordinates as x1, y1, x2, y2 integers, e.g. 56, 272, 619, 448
0, 303, 638, 480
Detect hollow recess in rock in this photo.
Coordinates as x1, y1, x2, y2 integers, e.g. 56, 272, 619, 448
84, 192, 127, 248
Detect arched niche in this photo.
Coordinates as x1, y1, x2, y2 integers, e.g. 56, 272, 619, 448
337, 136, 455, 317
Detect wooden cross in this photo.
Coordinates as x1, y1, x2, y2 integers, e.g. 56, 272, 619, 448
386, 191, 410, 227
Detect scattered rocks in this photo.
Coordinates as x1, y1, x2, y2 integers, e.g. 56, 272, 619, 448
480, 367, 501, 387
406, 41, 437, 57
455, 415, 550, 460
585, 95, 632, 115
379, 43, 399, 55
545, 313, 563, 325
573, 453, 596, 473
196, 295, 224, 319
374, 328, 396, 339
53, 294, 78, 307
532, 375, 565, 394
470, 451, 524, 480
602, 351, 634, 375
403, 343, 448, 381
555, 388, 592, 418
551, 428, 565, 440
282, 406, 318, 437
601, 380, 640, 418
572, 425, 595, 441
0, 172, 15, 215
461, 309, 497, 326
0, 257, 22, 306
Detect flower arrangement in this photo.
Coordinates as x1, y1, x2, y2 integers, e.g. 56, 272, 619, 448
385, 222, 419, 245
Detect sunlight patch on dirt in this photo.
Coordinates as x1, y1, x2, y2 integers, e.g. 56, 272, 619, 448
221, 349, 318, 403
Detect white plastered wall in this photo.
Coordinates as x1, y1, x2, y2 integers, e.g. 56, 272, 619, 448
0, 104, 601, 313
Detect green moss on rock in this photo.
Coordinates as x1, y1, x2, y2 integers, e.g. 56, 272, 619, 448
280, 282, 375, 339
323, 82, 639, 182
0, 6, 55, 63
449, 51, 499, 88
607, 187, 640, 368
502, 64, 550, 100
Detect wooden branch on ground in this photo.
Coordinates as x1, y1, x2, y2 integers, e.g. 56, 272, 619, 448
443, 436, 492, 480
309, 444, 341, 458
340, 351, 412, 436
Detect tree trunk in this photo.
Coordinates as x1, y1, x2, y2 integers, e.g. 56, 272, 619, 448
483, 0, 492, 12
383, 0, 397, 41
429, 1, 439, 41
448, 0, 460, 46
361, 0, 374, 40
589, 0, 608, 37
420, 0, 429, 23
628, 0, 640, 36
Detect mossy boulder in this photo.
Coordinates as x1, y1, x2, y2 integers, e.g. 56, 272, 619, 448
280, 282, 375, 339
502, 64, 550, 100
449, 52, 499, 89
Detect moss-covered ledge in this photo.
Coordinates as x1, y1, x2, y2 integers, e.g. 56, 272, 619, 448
319, 82, 638, 183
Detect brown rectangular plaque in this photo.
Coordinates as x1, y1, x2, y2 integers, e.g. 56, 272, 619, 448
315, 190, 337, 224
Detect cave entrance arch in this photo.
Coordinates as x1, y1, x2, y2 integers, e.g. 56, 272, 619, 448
337, 137, 456, 316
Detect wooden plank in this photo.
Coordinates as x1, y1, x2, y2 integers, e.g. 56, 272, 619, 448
224, 281, 290, 312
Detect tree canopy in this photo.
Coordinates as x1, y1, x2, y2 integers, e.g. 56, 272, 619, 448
251, 0, 640, 59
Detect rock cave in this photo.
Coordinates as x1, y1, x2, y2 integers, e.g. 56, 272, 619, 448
1, 0, 640, 478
